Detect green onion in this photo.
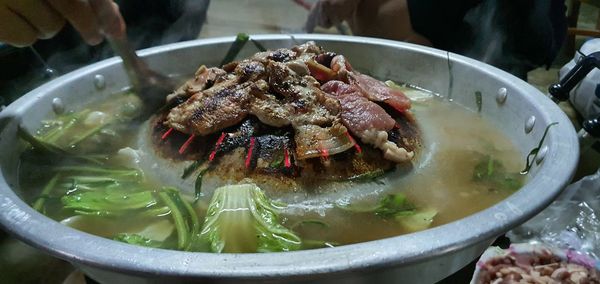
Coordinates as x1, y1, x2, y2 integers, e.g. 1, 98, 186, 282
220, 33, 250, 66
521, 122, 558, 174
194, 168, 209, 203
32, 173, 61, 213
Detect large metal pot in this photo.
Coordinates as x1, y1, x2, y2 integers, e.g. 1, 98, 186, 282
0, 35, 579, 283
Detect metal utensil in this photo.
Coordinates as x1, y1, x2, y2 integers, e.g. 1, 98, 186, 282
106, 36, 178, 112
92, 0, 177, 113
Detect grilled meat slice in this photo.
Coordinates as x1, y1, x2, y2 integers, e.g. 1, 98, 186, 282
249, 80, 293, 127
294, 119, 354, 160
166, 65, 227, 103
292, 41, 323, 55
321, 80, 395, 134
350, 73, 412, 112
322, 80, 413, 163
165, 82, 253, 135
267, 61, 337, 127
235, 60, 267, 82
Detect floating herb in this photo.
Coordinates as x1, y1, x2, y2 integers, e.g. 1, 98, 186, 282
182, 160, 204, 179
32, 173, 61, 213
338, 193, 416, 218
194, 167, 209, 202
347, 168, 386, 182
521, 122, 558, 174
473, 155, 523, 191
220, 33, 250, 66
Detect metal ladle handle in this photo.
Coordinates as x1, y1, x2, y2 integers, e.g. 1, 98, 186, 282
106, 35, 146, 92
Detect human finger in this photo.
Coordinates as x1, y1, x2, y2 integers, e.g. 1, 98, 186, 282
88, 0, 125, 38
0, 7, 39, 47
46, 0, 103, 45
6, 0, 65, 39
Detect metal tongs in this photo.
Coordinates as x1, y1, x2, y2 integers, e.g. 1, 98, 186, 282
548, 51, 600, 150
92, 0, 177, 114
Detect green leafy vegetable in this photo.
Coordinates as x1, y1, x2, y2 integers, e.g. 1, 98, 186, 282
114, 233, 163, 248
193, 168, 209, 202
338, 193, 416, 218
374, 194, 416, 218
473, 155, 523, 191
521, 122, 558, 174
32, 173, 61, 213
62, 190, 157, 216
66, 119, 114, 147
18, 127, 67, 155
220, 33, 250, 66
157, 187, 202, 251
198, 183, 301, 253
395, 208, 438, 232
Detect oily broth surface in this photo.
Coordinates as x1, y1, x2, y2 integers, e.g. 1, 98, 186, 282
19, 92, 524, 248
282, 99, 523, 245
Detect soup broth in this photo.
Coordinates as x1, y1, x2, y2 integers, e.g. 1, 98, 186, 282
18, 89, 524, 252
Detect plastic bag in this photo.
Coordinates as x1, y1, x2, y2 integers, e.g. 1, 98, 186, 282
507, 169, 600, 259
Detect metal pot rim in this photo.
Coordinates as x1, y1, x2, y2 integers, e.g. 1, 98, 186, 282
0, 34, 579, 279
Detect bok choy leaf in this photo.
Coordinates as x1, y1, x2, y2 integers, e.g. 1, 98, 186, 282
198, 183, 301, 253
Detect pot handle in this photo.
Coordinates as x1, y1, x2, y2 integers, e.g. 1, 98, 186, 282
548, 51, 600, 103
548, 52, 600, 140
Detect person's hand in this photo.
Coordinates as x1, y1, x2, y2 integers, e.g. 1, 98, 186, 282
0, 0, 125, 47
305, 0, 431, 46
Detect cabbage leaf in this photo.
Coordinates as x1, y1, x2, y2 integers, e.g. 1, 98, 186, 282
199, 183, 301, 253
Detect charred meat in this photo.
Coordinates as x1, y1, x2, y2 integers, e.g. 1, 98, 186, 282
157, 41, 420, 182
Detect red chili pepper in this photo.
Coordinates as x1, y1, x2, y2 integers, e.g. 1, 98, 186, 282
283, 146, 291, 168
245, 137, 256, 169
208, 132, 227, 162
344, 131, 362, 154
320, 145, 330, 161
178, 134, 195, 154
161, 128, 174, 140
